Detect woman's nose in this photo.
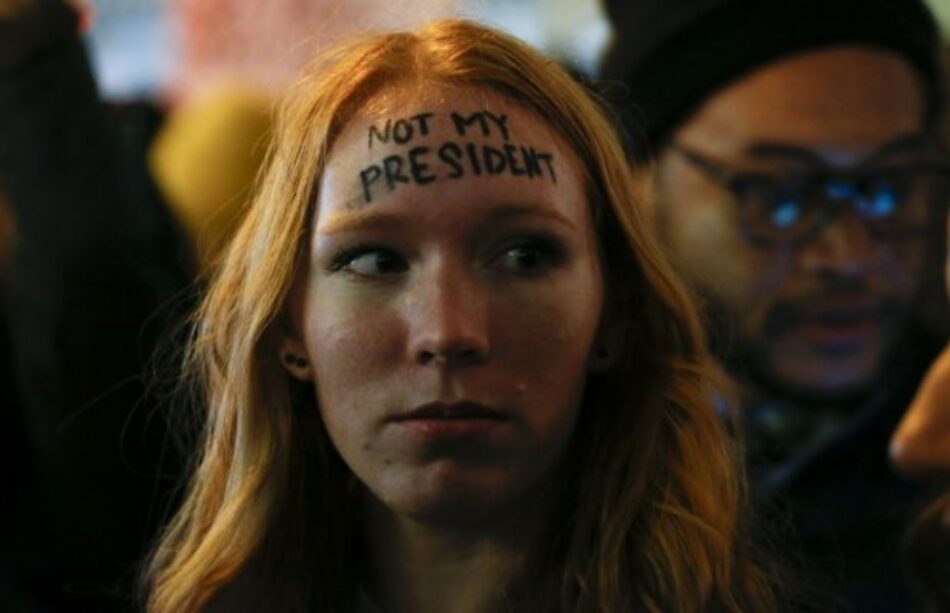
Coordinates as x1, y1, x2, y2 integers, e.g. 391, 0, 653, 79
404, 262, 491, 366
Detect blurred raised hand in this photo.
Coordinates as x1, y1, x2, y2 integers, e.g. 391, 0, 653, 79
891, 341, 950, 478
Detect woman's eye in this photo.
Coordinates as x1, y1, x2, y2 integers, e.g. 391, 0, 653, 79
492, 240, 563, 274
332, 248, 407, 277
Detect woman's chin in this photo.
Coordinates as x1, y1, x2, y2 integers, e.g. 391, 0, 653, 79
367, 464, 540, 529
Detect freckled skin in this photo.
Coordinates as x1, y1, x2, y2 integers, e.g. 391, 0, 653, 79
654, 48, 928, 398
291, 88, 604, 525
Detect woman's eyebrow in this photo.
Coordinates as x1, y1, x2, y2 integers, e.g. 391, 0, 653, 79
318, 203, 577, 235
485, 203, 578, 230
317, 209, 406, 235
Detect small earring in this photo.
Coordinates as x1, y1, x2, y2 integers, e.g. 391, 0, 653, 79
589, 344, 614, 372
283, 353, 309, 368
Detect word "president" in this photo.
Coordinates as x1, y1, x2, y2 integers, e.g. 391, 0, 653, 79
359, 140, 557, 203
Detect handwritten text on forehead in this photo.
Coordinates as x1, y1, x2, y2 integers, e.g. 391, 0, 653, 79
358, 109, 557, 204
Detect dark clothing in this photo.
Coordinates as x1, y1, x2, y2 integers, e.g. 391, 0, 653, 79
598, 0, 942, 156
744, 335, 937, 612
1, 2, 192, 610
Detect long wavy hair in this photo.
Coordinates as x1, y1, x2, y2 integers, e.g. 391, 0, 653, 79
146, 19, 779, 612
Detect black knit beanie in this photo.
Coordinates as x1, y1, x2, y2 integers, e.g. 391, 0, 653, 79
598, 0, 943, 157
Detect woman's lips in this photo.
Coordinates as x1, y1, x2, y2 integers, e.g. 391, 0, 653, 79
390, 401, 511, 437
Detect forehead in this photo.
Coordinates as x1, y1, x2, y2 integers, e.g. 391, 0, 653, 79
318, 86, 581, 213
346, 85, 557, 144
675, 46, 926, 156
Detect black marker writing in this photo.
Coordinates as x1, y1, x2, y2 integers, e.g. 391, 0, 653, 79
438, 142, 464, 178
483, 110, 509, 141
368, 112, 435, 149
382, 155, 409, 189
465, 142, 483, 175
359, 166, 382, 203
359, 139, 557, 202
451, 110, 510, 141
408, 146, 436, 185
537, 153, 556, 183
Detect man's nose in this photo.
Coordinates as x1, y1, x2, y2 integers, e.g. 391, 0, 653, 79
798, 209, 879, 277
404, 262, 491, 366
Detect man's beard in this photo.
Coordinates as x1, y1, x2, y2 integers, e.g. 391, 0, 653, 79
691, 281, 905, 408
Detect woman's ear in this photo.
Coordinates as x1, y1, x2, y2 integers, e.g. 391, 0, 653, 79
279, 272, 314, 381
588, 298, 626, 374
279, 335, 314, 381
588, 324, 623, 373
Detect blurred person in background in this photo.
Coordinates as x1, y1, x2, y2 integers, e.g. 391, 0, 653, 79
153, 0, 461, 269
1, 0, 192, 609
600, 0, 947, 609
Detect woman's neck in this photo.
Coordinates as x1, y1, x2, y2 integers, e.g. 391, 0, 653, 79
361, 495, 549, 613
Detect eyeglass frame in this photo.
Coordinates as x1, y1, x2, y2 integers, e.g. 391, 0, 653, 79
669, 140, 950, 248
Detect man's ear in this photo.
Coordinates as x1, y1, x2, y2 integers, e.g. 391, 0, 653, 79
279, 335, 314, 381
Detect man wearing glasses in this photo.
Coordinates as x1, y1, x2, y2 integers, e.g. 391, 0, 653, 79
600, 0, 946, 609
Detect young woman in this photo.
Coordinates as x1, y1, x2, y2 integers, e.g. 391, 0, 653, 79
146, 19, 778, 612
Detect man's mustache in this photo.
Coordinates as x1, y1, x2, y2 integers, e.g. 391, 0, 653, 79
762, 283, 904, 338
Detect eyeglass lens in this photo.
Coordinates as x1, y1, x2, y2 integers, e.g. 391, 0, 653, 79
736, 168, 945, 244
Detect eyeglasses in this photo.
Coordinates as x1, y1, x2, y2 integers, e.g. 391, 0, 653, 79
671, 142, 950, 247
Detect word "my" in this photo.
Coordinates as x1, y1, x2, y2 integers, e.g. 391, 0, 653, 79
367, 110, 511, 149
